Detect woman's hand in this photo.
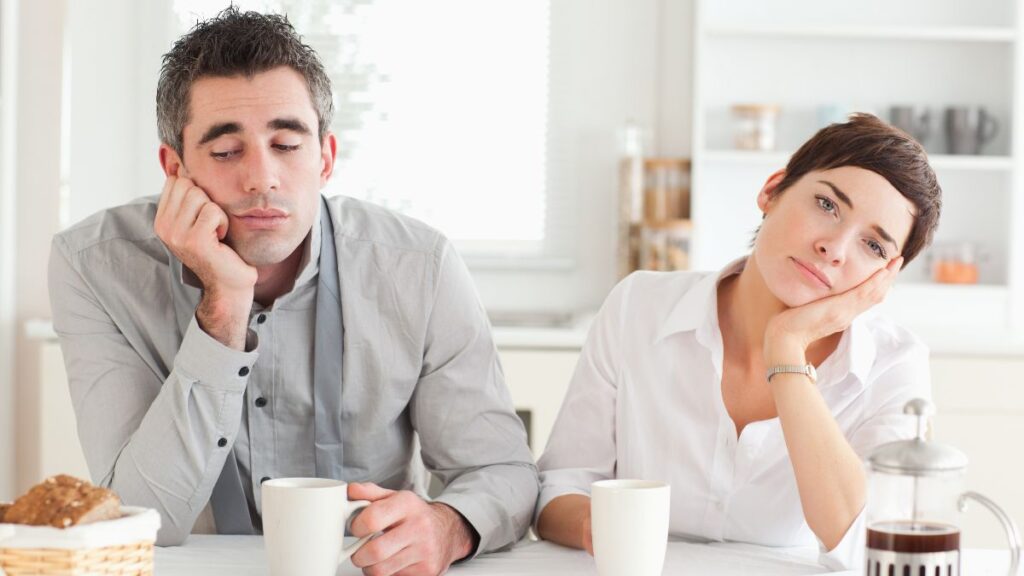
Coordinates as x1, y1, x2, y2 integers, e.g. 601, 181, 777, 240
764, 257, 903, 364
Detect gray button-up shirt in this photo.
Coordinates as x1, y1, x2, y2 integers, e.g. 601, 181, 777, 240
48, 193, 539, 552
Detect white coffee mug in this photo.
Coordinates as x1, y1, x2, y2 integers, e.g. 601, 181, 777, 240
262, 478, 372, 576
591, 479, 671, 576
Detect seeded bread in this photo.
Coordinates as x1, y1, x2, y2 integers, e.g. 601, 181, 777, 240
4, 475, 121, 528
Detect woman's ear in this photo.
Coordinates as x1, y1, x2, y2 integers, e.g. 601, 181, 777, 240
757, 169, 787, 214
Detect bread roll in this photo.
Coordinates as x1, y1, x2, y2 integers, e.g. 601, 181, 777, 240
4, 475, 121, 528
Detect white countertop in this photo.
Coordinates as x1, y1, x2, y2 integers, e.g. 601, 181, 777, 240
25, 317, 1024, 357
151, 535, 1014, 576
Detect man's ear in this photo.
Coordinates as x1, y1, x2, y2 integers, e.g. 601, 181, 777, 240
159, 144, 188, 178
757, 169, 787, 214
319, 132, 337, 186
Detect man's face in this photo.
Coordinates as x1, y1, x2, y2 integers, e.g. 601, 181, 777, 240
753, 166, 916, 307
170, 66, 334, 268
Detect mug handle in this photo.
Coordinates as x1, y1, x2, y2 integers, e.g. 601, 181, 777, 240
980, 112, 999, 145
918, 109, 931, 143
959, 491, 1020, 576
338, 500, 373, 564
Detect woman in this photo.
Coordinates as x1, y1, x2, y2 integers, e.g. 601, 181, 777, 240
535, 114, 941, 570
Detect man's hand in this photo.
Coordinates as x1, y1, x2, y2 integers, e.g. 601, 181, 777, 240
764, 257, 903, 365
348, 482, 476, 576
155, 175, 257, 349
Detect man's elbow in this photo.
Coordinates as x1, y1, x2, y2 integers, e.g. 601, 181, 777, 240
154, 521, 192, 547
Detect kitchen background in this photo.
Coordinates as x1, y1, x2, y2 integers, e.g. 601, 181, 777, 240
2, 0, 1023, 549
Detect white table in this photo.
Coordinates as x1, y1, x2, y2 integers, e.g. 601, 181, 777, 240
154, 535, 1015, 575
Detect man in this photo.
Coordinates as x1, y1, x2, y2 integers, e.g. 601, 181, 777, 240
48, 7, 538, 575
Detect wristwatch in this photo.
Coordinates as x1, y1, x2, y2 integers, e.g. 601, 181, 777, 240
765, 363, 817, 384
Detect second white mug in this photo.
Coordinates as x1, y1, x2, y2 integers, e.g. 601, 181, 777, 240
591, 479, 671, 576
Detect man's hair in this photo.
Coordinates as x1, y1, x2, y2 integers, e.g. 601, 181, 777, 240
156, 6, 334, 157
769, 113, 942, 266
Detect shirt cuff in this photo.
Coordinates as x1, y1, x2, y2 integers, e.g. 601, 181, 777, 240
174, 315, 259, 392
817, 507, 866, 571
431, 492, 493, 560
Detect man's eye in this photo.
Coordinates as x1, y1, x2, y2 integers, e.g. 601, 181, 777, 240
816, 196, 836, 213
211, 150, 240, 160
273, 144, 301, 152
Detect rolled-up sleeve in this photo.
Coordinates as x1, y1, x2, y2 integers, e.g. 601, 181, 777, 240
534, 276, 629, 526
48, 235, 258, 546
410, 239, 539, 556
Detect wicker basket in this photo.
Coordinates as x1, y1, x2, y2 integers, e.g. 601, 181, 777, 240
0, 507, 159, 576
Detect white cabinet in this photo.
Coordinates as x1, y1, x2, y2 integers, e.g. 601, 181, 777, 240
930, 355, 1024, 549
498, 349, 578, 459
691, 0, 1024, 332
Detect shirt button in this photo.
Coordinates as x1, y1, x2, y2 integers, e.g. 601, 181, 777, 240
261, 476, 271, 484
254, 397, 267, 408
238, 366, 250, 377
217, 437, 228, 448
257, 314, 267, 324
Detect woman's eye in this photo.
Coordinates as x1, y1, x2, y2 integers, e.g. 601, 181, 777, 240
816, 196, 836, 213
867, 239, 887, 259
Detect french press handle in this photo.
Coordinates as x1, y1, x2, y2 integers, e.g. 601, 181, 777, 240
959, 491, 1020, 576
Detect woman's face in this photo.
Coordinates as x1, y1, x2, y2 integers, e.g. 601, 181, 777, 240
753, 166, 916, 307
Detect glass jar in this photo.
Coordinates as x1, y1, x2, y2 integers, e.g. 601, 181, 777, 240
931, 242, 980, 284
643, 158, 691, 222
731, 104, 781, 151
639, 221, 691, 272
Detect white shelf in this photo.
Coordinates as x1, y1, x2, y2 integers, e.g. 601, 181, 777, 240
881, 282, 1010, 330
705, 25, 1016, 43
701, 150, 1014, 172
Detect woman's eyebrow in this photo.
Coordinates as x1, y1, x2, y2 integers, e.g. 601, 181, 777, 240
817, 180, 853, 209
874, 225, 899, 252
818, 179, 900, 252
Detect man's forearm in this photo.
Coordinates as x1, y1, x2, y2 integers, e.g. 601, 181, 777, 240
85, 317, 255, 546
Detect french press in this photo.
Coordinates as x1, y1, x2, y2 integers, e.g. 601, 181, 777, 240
865, 398, 1020, 576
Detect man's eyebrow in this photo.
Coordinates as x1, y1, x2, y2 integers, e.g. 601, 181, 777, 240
874, 225, 900, 252
198, 122, 242, 146
268, 117, 312, 134
818, 180, 853, 209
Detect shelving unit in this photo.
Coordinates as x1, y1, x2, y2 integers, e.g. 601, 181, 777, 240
691, 0, 1024, 332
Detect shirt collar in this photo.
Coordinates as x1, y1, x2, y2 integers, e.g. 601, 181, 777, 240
655, 257, 746, 343
653, 255, 878, 388
179, 199, 323, 294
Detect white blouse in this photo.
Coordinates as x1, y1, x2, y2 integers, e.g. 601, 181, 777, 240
536, 258, 932, 570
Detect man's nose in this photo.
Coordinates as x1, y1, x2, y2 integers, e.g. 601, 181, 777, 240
241, 147, 280, 194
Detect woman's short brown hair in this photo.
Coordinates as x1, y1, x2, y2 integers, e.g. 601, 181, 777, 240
771, 113, 942, 266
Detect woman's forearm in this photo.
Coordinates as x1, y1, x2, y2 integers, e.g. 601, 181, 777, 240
770, 365, 865, 550
536, 494, 592, 552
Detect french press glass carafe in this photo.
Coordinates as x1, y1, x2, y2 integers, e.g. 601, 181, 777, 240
866, 398, 1020, 576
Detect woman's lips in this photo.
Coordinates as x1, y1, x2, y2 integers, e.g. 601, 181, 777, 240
791, 257, 832, 288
